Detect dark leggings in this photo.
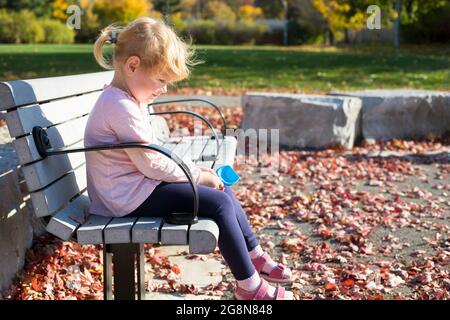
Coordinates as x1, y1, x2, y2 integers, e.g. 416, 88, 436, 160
127, 182, 259, 280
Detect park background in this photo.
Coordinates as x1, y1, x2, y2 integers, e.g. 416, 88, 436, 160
0, 0, 449, 91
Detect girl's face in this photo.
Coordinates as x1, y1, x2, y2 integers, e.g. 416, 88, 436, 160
124, 56, 169, 104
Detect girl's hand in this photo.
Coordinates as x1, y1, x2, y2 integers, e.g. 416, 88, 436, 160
198, 171, 224, 191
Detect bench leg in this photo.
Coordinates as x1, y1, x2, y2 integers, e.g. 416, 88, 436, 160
103, 244, 113, 300
137, 244, 145, 300
110, 243, 146, 300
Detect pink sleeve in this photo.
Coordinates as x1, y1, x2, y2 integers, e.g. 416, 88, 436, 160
107, 99, 202, 184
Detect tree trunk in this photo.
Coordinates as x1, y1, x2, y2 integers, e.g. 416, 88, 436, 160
344, 28, 349, 44
328, 28, 334, 46
394, 0, 402, 48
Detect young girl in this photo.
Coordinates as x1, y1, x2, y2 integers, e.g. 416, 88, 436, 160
85, 17, 293, 300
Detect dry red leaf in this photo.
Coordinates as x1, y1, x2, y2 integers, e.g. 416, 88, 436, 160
341, 279, 356, 287
31, 278, 43, 292
324, 283, 337, 291
171, 265, 181, 275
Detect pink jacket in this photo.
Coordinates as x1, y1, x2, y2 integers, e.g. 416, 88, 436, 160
84, 84, 201, 217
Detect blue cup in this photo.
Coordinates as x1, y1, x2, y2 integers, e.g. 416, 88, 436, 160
215, 165, 240, 186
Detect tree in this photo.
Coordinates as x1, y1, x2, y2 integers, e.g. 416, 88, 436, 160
227, 0, 253, 13
400, 0, 448, 23
239, 5, 263, 21
312, 0, 362, 44
50, 0, 72, 21
152, 0, 182, 16
286, 0, 327, 25
75, 0, 101, 43
363, 0, 450, 47
401, 0, 450, 43
0, 9, 45, 43
177, 0, 197, 19
202, 1, 237, 21
94, 0, 150, 26
0, 0, 54, 17
396, 0, 449, 47
254, 0, 285, 18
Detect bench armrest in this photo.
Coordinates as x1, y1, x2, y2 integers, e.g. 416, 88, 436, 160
147, 98, 228, 136
148, 110, 220, 161
32, 126, 199, 226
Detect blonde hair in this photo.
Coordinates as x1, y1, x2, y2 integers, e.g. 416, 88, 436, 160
94, 17, 200, 83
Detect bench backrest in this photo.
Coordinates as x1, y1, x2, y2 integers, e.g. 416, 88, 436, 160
0, 71, 166, 218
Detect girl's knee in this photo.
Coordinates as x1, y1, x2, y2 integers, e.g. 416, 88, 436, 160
206, 190, 234, 219
216, 191, 234, 209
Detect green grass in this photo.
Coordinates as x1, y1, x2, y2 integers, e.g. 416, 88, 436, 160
0, 44, 449, 92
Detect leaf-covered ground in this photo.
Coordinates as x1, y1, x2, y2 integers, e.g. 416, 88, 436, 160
2, 105, 449, 300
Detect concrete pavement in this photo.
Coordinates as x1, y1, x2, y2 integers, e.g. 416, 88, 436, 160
145, 245, 227, 300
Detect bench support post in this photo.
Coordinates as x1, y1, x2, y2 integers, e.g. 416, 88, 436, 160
137, 243, 145, 300
103, 244, 113, 300
104, 243, 145, 300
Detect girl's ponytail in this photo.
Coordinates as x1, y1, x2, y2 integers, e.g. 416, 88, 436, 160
93, 24, 122, 70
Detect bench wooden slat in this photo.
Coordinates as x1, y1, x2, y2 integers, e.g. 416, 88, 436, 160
196, 161, 214, 169
186, 137, 210, 162
31, 164, 86, 217
159, 139, 179, 151
159, 136, 209, 162
168, 136, 195, 159
104, 217, 138, 244
0, 71, 113, 110
77, 215, 112, 245
160, 136, 185, 145
4, 92, 100, 137
13, 116, 87, 165
149, 115, 170, 140
196, 137, 225, 162
45, 192, 90, 241
160, 222, 188, 245
178, 136, 210, 140
175, 142, 197, 161
21, 140, 85, 192
132, 217, 163, 243
189, 219, 219, 254
194, 136, 236, 173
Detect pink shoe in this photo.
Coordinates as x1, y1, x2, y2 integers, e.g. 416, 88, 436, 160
251, 253, 293, 284
234, 278, 290, 300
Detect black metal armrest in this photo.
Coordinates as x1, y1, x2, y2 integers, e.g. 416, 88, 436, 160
148, 110, 220, 161
32, 126, 199, 226
148, 98, 227, 137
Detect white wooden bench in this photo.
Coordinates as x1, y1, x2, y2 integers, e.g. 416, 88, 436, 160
0, 71, 237, 300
